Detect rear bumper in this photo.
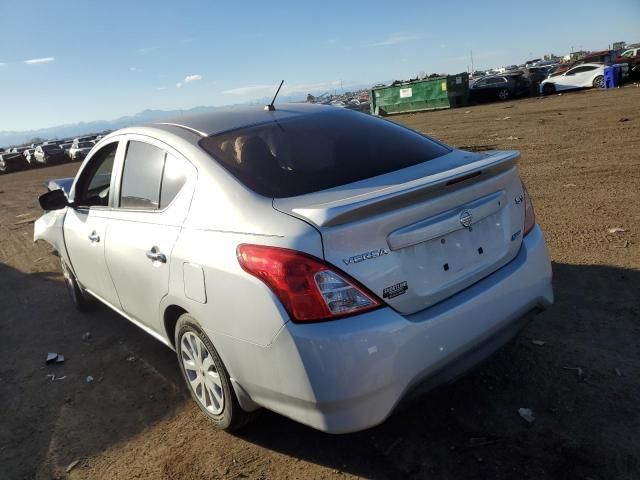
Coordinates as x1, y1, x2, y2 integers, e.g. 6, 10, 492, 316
232, 225, 553, 433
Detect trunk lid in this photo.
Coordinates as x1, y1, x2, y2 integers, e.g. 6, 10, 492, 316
274, 149, 526, 315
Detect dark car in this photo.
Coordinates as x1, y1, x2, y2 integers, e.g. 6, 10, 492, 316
0, 152, 30, 173
34, 144, 67, 165
469, 74, 530, 102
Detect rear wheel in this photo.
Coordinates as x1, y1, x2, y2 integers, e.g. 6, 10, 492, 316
497, 88, 510, 101
592, 75, 604, 88
60, 259, 94, 311
542, 83, 556, 95
175, 314, 254, 431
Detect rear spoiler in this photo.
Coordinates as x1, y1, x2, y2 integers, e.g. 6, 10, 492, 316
274, 150, 520, 228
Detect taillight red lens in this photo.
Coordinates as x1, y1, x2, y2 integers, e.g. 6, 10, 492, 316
522, 181, 536, 236
237, 245, 382, 322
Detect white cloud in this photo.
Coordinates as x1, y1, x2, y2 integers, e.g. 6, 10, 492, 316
156, 86, 167, 91
0, 62, 5, 67
129, 66, 138, 72
176, 74, 202, 88
184, 74, 202, 83
372, 33, 426, 47
24, 57, 55, 64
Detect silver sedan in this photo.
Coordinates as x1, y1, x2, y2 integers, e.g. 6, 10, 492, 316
35, 104, 553, 433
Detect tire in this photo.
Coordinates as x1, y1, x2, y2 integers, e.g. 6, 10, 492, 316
497, 88, 510, 101
542, 83, 556, 96
592, 75, 604, 88
175, 314, 255, 431
60, 258, 94, 311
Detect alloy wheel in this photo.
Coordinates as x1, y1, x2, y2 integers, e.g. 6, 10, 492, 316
593, 75, 604, 88
180, 331, 225, 415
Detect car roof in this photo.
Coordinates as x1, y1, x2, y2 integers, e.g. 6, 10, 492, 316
570, 63, 603, 68
153, 103, 333, 137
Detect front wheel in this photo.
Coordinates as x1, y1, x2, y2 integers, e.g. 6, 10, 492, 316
497, 88, 510, 101
542, 83, 556, 95
175, 315, 255, 431
592, 75, 604, 88
61, 259, 94, 311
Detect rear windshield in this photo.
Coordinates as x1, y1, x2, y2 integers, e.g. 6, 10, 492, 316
199, 110, 450, 197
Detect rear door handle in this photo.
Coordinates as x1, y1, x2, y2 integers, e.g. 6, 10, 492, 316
88, 231, 100, 243
146, 246, 167, 263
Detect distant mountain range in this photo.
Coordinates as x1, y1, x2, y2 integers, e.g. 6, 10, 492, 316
0, 80, 381, 148
0, 105, 234, 147
0, 85, 376, 147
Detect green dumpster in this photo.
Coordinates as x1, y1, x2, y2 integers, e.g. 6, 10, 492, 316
370, 73, 469, 116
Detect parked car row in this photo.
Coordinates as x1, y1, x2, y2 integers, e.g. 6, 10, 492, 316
0, 133, 108, 174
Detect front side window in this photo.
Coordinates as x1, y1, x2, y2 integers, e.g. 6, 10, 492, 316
119, 141, 165, 210
75, 142, 118, 207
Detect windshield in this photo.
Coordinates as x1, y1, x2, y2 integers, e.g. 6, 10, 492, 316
199, 110, 450, 198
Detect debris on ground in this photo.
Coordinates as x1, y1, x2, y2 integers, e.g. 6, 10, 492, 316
12, 217, 37, 226
46, 353, 64, 364
86, 375, 94, 384
614, 368, 622, 377
608, 227, 625, 234
531, 339, 546, 346
518, 408, 535, 423
126, 355, 136, 362
619, 118, 629, 122
82, 332, 92, 340
464, 110, 471, 114
46, 374, 67, 382
66, 459, 80, 473
563, 366, 584, 378
498, 116, 511, 121
564, 183, 577, 188
384, 438, 403, 457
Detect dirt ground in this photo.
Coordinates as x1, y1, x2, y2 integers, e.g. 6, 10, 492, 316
1, 86, 639, 480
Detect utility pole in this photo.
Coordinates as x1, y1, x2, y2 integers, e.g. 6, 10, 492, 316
470, 48, 474, 74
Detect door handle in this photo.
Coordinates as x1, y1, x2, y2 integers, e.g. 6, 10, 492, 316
88, 231, 100, 243
146, 246, 167, 263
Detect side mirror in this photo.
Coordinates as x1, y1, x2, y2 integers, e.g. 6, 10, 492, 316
39, 189, 69, 211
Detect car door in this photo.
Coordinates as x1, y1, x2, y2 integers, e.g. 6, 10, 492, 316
103, 135, 196, 331
64, 140, 123, 308
471, 78, 488, 100
556, 66, 594, 89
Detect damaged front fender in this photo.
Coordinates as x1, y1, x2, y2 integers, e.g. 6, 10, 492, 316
34, 209, 67, 255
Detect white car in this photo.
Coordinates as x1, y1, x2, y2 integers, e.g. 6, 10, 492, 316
34, 104, 553, 433
540, 63, 605, 95
68, 141, 95, 160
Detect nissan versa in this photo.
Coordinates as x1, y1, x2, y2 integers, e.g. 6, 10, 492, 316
34, 104, 553, 433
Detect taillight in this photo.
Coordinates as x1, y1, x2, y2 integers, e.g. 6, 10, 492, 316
237, 245, 383, 322
522, 181, 536, 236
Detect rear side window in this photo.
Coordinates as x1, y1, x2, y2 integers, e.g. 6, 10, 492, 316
199, 110, 450, 197
120, 141, 165, 210
159, 153, 188, 208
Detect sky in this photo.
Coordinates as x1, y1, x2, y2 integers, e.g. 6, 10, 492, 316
0, 0, 638, 131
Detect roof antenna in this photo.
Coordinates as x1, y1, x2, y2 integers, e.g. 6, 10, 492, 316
265, 80, 284, 111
